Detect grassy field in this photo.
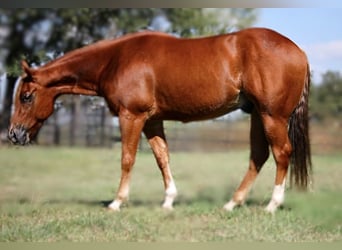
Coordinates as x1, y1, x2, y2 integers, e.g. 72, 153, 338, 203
0, 146, 341, 242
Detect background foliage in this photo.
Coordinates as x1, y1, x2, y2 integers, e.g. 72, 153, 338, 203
310, 71, 342, 122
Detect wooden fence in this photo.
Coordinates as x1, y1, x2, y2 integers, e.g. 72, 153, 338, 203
36, 96, 251, 151
27, 95, 342, 154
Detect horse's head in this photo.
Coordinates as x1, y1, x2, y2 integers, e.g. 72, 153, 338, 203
8, 61, 56, 145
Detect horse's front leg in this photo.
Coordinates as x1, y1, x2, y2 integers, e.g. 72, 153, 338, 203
108, 110, 146, 211
143, 120, 177, 210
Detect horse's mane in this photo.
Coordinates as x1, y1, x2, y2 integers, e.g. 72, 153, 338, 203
42, 31, 174, 69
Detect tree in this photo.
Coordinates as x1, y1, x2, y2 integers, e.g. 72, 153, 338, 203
164, 9, 258, 36
310, 71, 342, 122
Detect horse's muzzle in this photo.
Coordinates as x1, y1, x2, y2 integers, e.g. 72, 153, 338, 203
8, 125, 30, 145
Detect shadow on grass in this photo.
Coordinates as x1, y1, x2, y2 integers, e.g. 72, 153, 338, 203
5, 196, 292, 215
5, 183, 292, 212
38, 198, 163, 209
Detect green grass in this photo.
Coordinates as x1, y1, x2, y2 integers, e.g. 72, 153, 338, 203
0, 147, 341, 242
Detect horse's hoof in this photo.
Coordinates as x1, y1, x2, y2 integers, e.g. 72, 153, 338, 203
223, 200, 237, 212
108, 201, 121, 212
162, 204, 174, 211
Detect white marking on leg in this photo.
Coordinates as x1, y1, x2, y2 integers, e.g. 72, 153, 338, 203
223, 191, 247, 212
108, 199, 122, 212
265, 180, 286, 213
223, 200, 237, 211
108, 183, 130, 212
162, 179, 177, 210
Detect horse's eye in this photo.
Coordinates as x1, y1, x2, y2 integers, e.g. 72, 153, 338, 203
21, 92, 33, 104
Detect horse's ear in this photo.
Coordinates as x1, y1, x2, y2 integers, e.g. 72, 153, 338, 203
21, 60, 32, 75
21, 60, 36, 82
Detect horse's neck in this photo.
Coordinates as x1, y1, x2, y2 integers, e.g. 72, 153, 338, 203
38, 56, 99, 96
38, 37, 127, 96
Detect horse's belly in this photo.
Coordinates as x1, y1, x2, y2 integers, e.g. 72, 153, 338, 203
155, 93, 241, 122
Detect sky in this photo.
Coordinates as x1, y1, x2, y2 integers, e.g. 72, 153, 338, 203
254, 8, 342, 83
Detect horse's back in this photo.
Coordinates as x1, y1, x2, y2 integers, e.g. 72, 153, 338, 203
110, 28, 309, 121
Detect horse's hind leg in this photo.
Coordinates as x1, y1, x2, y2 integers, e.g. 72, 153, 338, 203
143, 120, 177, 210
224, 110, 269, 211
262, 114, 292, 213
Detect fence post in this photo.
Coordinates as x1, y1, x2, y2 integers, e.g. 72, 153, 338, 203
69, 96, 75, 146
53, 108, 60, 145
100, 103, 106, 147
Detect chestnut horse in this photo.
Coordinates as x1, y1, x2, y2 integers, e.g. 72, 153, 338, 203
9, 28, 311, 213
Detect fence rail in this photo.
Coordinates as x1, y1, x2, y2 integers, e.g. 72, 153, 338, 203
2, 95, 341, 154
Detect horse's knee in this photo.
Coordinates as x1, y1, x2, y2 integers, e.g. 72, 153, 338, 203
121, 153, 135, 169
